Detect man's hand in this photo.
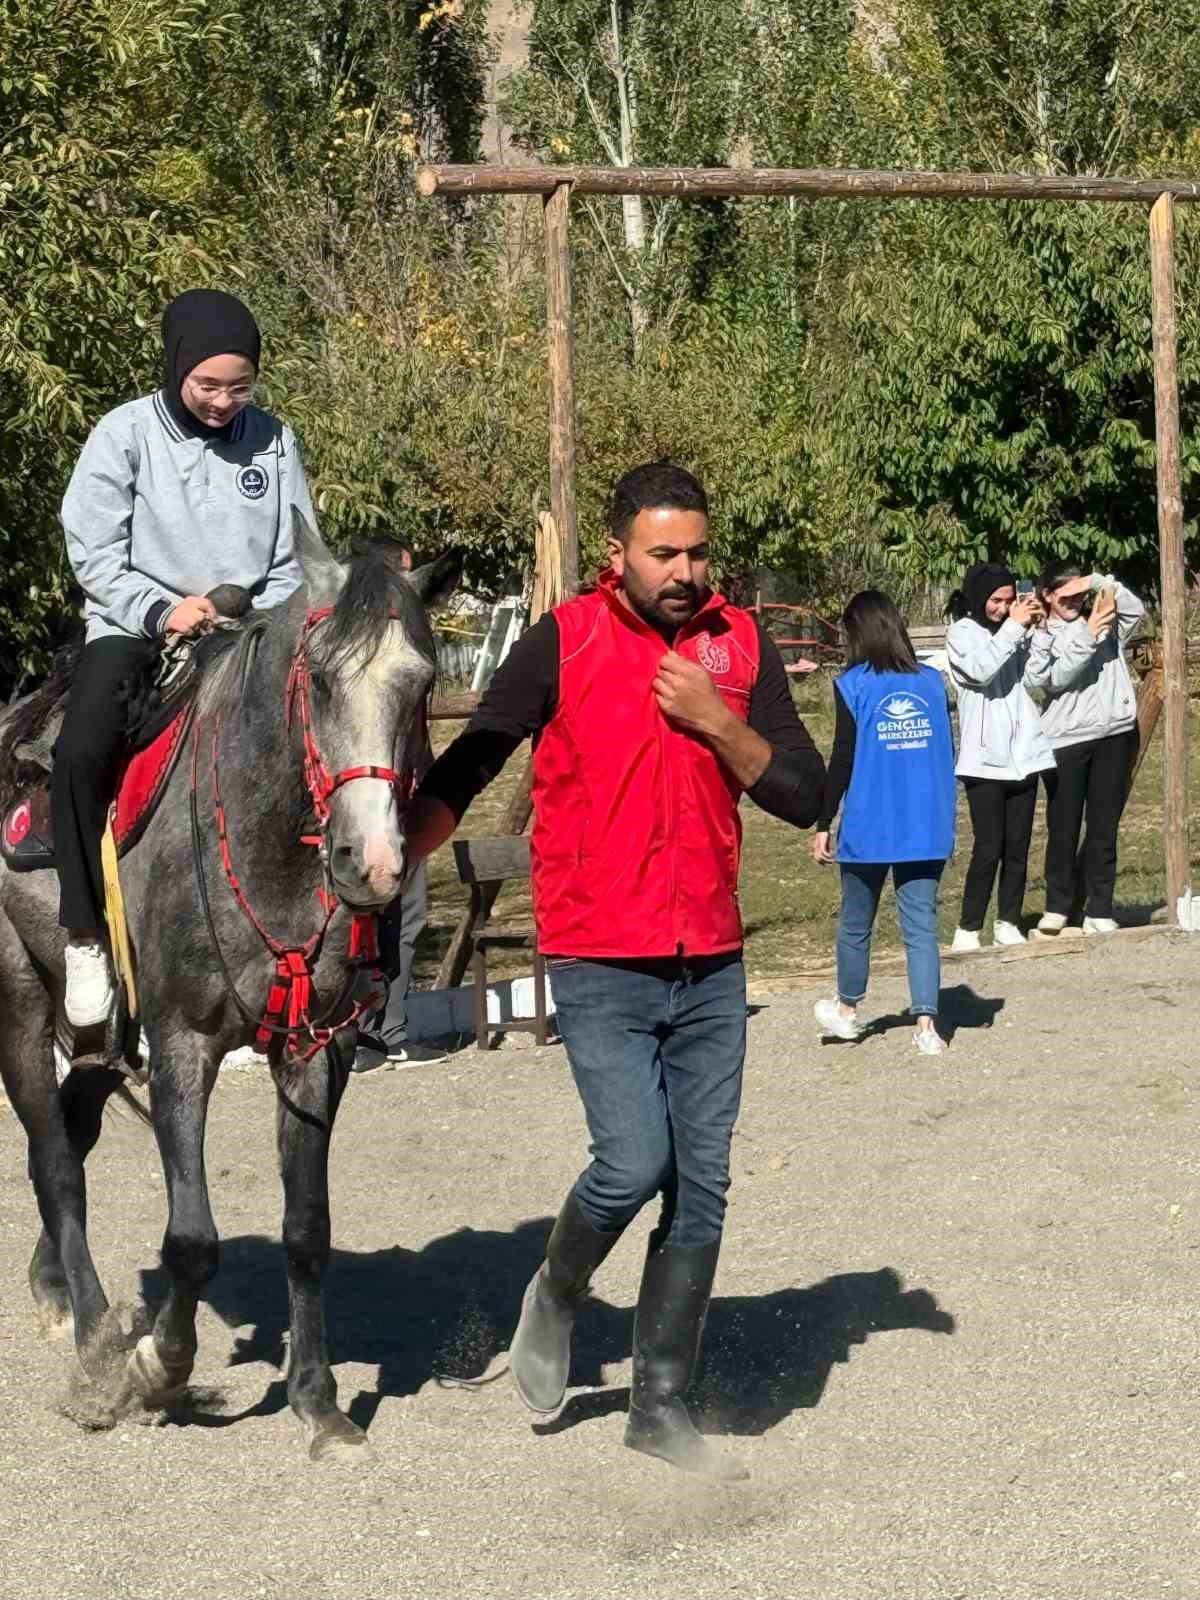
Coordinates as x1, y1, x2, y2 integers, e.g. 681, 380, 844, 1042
404, 793, 457, 873
653, 651, 730, 737
812, 831, 836, 864
654, 650, 773, 787
166, 595, 218, 636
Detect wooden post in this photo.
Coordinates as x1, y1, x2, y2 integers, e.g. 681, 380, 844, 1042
544, 181, 579, 596
419, 162, 1200, 206
1149, 193, 1190, 919
1133, 655, 1165, 780
432, 513, 564, 990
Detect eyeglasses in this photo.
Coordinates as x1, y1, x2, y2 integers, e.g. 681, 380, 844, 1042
186, 378, 256, 403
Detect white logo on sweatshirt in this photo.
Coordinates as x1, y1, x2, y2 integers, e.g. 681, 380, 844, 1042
237, 464, 269, 500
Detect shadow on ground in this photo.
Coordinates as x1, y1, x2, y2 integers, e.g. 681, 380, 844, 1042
139, 1228, 954, 1439
816, 982, 1004, 1047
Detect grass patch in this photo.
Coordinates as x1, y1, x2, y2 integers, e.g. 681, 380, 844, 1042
414, 679, 1198, 986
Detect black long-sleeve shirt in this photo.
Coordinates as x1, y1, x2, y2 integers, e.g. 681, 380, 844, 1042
817, 681, 857, 829
420, 612, 826, 827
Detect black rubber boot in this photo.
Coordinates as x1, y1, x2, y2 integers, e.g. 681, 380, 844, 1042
509, 1191, 621, 1414
624, 1238, 748, 1482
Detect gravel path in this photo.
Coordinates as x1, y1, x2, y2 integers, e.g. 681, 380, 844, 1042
1, 931, 1198, 1600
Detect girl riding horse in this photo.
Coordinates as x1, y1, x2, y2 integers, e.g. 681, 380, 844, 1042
54, 289, 316, 1027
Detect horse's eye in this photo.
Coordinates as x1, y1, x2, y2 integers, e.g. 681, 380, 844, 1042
309, 669, 333, 704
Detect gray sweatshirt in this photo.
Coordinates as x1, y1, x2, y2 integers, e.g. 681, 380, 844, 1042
945, 616, 1056, 780
61, 391, 312, 641
1025, 576, 1145, 749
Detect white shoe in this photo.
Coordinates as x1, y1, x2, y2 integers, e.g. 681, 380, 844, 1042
1083, 916, 1119, 935
63, 941, 116, 1028
950, 928, 981, 953
814, 997, 863, 1041
914, 1026, 946, 1056
993, 920, 1026, 946
1036, 912, 1067, 934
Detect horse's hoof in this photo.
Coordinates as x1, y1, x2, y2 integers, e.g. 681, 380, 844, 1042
126, 1335, 190, 1408
34, 1298, 75, 1344
58, 1365, 120, 1431
307, 1413, 375, 1466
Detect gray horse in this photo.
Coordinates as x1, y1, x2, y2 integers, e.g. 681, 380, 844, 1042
0, 523, 457, 1461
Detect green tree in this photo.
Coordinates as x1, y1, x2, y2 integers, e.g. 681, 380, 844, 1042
841, 0, 1200, 592
0, 0, 240, 691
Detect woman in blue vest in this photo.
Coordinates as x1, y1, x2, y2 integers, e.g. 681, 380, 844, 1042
812, 590, 957, 1056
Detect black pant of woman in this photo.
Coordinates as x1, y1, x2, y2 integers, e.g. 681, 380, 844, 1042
50, 638, 153, 930
1042, 729, 1139, 922
958, 775, 1039, 931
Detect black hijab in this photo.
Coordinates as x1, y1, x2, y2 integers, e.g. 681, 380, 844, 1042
961, 561, 1015, 633
161, 289, 261, 439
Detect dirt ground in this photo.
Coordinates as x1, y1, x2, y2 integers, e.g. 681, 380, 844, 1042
2, 930, 1200, 1600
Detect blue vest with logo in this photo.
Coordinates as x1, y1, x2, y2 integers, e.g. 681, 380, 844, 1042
835, 663, 957, 864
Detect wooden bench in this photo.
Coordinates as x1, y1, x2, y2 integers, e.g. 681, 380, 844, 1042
452, 836, 550, 1051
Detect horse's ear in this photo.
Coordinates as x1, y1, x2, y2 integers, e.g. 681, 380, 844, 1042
408, 548, 463, 610
291, 506, 345, 608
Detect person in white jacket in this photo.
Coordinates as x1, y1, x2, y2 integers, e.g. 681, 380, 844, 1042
945, 563, 1056, 951
1026, 562, 1145, 936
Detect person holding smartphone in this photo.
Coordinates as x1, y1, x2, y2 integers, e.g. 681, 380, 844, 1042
1025, 561, 1145, 936
944, 563, 1056, 950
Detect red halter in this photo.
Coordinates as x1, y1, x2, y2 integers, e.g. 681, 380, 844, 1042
285, 606, 419, 827
194, 606, 424, 1062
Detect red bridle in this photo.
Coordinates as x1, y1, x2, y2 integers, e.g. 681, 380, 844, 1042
192, 606, 426, 1063
285, 605, 422, 828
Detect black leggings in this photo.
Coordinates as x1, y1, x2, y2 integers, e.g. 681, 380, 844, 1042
1042, 729, 1139, 921
50, 637, 153, 930
959, 775, 1040, 931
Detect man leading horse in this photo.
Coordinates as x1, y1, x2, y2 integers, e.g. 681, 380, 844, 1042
408, 461, 826, 1481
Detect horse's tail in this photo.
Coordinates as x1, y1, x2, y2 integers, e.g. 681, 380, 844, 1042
0, 638, 84, 811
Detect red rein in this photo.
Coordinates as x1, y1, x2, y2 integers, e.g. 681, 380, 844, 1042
198, 606, 421, 1062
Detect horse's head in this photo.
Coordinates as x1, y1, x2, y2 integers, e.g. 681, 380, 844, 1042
292, 513, 460, 910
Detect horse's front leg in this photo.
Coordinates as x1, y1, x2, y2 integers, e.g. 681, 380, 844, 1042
126, 1030, 222, 1406
273, 1034, 371, 1463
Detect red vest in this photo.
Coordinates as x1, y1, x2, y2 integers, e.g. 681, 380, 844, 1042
531, 571, 760, 958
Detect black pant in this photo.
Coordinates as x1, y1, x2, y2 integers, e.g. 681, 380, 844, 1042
1042, 729, 1139, 920
959, 775, 1039, 931
51, 636, 153, 931
368, 863, 428, 1048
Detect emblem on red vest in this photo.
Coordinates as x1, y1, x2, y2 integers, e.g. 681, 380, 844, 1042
695, 632, 731, 676
3, 800, 31, 848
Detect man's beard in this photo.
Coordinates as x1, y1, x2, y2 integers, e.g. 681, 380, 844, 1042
624, 579, 702, 636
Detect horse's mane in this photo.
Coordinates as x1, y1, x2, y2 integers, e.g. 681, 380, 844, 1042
0, 542, 439, 812
311, 541, 437, 679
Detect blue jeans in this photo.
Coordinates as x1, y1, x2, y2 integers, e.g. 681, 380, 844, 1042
548, 953, 747, 1249
836, 862, 944, 1017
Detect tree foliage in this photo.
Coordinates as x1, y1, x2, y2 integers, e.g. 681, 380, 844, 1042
5, 0, 1200, 694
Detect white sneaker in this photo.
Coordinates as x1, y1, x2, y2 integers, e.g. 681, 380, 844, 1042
814, 997, 863, 1041
914, 1026, 947, 1056
1083, 916, 1119, 935
950, 927, 981, 953
993, 920, 1026, 946
63, 941, 116, 1028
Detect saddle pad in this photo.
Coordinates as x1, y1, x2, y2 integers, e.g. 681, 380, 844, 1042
112, 705, 193, 856
1, 706, 193, 873
0, 789, 54, 872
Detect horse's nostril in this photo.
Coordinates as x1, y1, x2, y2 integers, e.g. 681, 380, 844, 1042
331, 844, 359, 871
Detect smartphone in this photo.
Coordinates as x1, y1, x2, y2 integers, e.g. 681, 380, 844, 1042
1016, 579, 1035, 596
